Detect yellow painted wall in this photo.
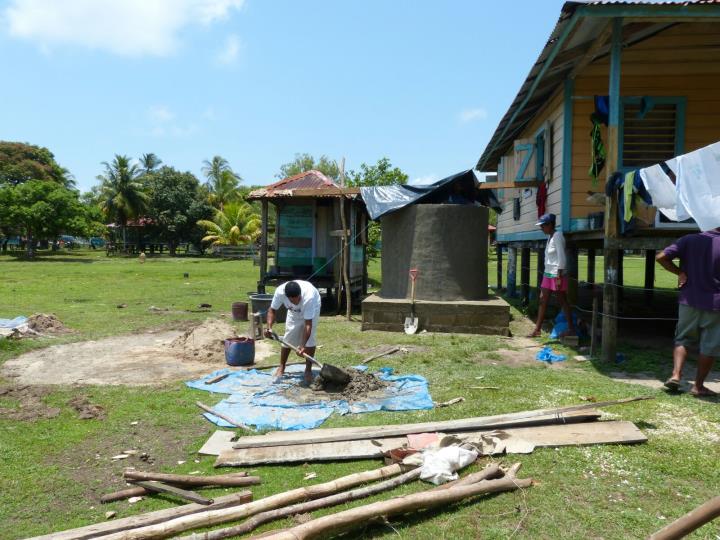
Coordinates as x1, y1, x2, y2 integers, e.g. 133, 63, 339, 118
572, 22, 720, 221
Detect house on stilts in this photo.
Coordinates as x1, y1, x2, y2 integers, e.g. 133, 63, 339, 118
476, 0, 720, 360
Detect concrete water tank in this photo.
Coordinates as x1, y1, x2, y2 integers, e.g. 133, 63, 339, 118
380, 204, 488, 301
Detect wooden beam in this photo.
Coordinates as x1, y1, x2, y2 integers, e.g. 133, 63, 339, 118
645, 249, 656, 304
507, 246, 518, 297
567, 245, 580, 308
569, 20, 614, 79
231, 398, 650, 450
536, 247, 545, 294
128, 481, 213, 506
496, 244, 503, 290
587, 248, 596, 284
520, 248, 531, 306
259, 199, 269, 293
649, 495, 720, 540
602, 18, 623, 365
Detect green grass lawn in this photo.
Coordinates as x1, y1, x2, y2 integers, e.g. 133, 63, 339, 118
1, 251, 719, 539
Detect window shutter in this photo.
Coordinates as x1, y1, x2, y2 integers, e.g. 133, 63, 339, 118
622, 103, 677, 169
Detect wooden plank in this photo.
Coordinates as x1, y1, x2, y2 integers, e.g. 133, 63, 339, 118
230, 405, 627, 450
216, 421, 646, 466
199, 430, 236, 455
27, 491, 253, 540
129, 481, 213, 505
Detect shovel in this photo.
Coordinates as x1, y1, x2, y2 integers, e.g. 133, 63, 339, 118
268, 331, 351, 386
404, 268, 419, 335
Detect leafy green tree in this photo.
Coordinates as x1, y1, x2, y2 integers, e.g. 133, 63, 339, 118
0, 141, 74, 187
0, 181, 88, 257
277, 153, 339, 180
145, 167, 214, 255
97, 155, 149, 247
197, 202, 261, 247
139, 153, 163, 175
346, 157, 408, 187
202, 156, 242, 209
346, 157, 408, 258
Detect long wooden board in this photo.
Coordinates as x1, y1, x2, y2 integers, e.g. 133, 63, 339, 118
230, 400, 647, 449
201, 412, 600, 457
216, 421, 647, 466
27, 491, 252, 540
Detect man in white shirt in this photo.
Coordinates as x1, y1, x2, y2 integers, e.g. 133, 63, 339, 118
265, 280, 321, 383
529, 213, 576, 338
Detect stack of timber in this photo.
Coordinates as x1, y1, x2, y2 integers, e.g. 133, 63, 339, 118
212, 397, 650, 466
35, 462, 532, 540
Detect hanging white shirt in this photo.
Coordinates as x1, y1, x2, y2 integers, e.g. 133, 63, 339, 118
544, 231, 566, 277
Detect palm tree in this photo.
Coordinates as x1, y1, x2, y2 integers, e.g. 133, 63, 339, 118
97, 155, 149, 249
197, 202, 261, 247
139, 153, 162, 175
202, 156, 242, 210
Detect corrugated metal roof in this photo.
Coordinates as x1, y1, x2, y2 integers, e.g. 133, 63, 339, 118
247, 170, 341, 199
476, 0, 720, 172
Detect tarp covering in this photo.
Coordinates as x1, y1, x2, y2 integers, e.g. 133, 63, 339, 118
0, 316, 27, 329
186, 365, 434, 431
361, 170, 502, 220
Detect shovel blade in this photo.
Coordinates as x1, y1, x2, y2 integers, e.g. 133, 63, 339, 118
320, 364, 352, 386
404, 316, 419, 335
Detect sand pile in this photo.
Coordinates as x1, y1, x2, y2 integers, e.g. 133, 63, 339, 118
170, 319, 239, 362
27, 313, 71, 334
310, 368, 389, 401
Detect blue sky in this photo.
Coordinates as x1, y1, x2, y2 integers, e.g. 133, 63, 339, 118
0, 0, 569, 192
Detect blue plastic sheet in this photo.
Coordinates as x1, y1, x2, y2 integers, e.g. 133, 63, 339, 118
536, 346, 566, 363
549, 311, 587, 340
186, 365, 434, 431
0, 316, 27, 329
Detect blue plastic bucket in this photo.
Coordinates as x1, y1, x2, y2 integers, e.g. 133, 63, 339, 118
224, 337, 255, 366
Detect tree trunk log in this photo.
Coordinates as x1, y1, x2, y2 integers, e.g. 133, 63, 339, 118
180, 467, 423, 539
98, 464, 405, 540
101, 487, 149, 504
649, 495, 720, 540
254, 474, 533, 540
123, 471, 255, 487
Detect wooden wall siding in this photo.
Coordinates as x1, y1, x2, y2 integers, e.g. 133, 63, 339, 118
496, 92, 564, 236
571, 22, 720, 219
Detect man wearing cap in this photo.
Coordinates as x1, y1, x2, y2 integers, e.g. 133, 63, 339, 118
529, 213, 576, 338
265, 280, 321, 384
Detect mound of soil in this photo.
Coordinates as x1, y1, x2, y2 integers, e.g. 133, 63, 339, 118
0, 385, 60, 421
68, 396, 106, 420
170, 319, 239, 362
27, 313, 71, 334
310, 369, 389, 401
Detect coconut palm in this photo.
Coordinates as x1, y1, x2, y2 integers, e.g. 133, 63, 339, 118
202, 156, 242, 209
139, 153, 162, 175
197, 202, 261, 246
97, 155, 149, 249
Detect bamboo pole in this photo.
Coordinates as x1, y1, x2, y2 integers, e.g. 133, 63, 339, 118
28, 492, 253, 540
181, 466, 424, 539
339, 159, 352, 321
254, 473, 532, 539
649, 496, 720, 540
98, 464, 405, 540
196, 401, 252, 431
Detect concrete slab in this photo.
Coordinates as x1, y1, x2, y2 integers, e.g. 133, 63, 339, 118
361, 294, 510, 335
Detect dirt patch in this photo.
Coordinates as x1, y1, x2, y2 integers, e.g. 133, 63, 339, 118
68, 395, 106, 420
2, 320, 275, 387
608, 370, 720, 394
283, 369, 389, 403
170, 319, 239, 362
0, 385, 60, 421
27, 313, 72, 334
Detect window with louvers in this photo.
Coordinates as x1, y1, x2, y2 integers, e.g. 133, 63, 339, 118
621, 103, 677, 169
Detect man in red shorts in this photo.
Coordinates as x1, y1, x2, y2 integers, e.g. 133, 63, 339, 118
529, 213, 576, 338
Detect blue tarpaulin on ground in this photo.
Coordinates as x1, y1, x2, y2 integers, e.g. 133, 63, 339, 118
0, 316, 27, 329
186, 365, 434, 431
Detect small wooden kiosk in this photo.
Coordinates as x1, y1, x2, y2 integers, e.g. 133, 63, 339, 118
247, 170, 369, 303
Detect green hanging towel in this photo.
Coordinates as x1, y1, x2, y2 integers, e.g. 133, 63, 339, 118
589, 113, 606, 186
624, 170, 636, 223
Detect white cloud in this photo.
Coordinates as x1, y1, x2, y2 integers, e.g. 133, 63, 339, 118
215, 34, 241, 65
148, 105, 175, 123
459, 108, 488, 123
3, 0, 245, 56
411, 174, 438, 186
